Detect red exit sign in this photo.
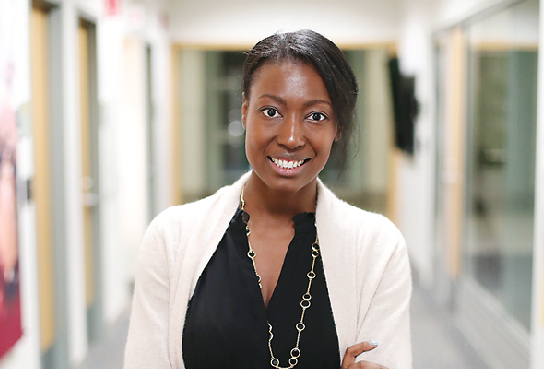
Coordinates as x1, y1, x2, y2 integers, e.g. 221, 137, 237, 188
104, 0, 122, 16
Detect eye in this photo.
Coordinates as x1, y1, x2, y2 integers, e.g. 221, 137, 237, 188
260, 107, 281, 118
307, 112, 327, 122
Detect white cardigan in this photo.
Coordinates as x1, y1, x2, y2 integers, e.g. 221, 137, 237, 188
124, 173, 412, 369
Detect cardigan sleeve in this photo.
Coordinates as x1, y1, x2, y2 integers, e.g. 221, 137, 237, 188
355, 230, 412, 369
124, 218, 173, 369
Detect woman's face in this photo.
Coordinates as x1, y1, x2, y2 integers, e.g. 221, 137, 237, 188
242, 61, 337, 194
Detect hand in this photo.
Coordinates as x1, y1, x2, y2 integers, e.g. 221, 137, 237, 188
340, 341, 389, 369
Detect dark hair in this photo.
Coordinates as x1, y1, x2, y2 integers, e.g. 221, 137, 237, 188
242, 29, 358, 163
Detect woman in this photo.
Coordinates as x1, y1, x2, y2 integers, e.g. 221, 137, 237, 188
124, 30, 411, 369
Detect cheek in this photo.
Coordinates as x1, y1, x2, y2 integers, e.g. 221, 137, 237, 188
245, 119, 270, 147
320, 142, 334, 164
244, 125, 265, 162
314, 129, 337, 158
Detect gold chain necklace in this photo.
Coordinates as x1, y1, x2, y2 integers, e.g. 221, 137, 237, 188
240, 187, 320, 369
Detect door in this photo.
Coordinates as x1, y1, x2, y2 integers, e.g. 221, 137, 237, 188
78, 18, 102, 342
30, 2, 56, 365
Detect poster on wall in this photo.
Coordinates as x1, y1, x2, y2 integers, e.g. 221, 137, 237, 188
0, 0, 23, 359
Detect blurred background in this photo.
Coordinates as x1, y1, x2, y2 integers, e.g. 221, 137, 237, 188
0, 0, 543, 368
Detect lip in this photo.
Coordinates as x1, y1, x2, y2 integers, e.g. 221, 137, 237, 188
268, 156, 311, 175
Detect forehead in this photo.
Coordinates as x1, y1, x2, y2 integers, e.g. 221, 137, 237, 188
248, 61, 329, 102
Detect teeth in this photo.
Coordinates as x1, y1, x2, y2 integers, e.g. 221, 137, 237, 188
272, 158, 305, 169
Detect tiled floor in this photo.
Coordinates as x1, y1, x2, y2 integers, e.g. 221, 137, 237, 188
77, 310, 130, 369
79, 283, 490, 369
410, 285, 489, 369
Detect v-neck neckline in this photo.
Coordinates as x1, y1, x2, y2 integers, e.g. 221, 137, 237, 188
233, 208, 316, 312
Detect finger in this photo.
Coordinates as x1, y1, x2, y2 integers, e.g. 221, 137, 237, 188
341, 341, 378, 369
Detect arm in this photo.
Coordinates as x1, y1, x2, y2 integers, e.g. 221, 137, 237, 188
353, 233, 412, 369
124, 219, 172, 369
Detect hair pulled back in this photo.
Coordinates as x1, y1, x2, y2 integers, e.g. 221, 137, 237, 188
242, 29, 358, 160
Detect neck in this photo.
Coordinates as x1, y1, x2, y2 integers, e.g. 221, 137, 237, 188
242, 173, 317, 219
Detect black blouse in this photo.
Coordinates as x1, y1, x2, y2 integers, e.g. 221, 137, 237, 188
182, 208, 340, 369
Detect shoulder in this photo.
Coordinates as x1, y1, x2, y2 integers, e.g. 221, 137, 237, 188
143, 174, 248, 256
152, 171, 248, 226
149, 183, 233, 237
317, 181, 405, 255
151, 194, 216, 229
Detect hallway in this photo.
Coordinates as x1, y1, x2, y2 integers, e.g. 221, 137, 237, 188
1, 1, 544, 368
79, 282, 490, 369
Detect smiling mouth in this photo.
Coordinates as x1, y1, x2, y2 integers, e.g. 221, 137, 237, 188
269, 157, 310, 170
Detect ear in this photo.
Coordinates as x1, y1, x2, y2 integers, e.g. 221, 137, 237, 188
241, 93, 248, 129
334, 127, 342, 142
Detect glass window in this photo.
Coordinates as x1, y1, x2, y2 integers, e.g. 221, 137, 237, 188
204, 51, 249, 191
464, 0, 538, 331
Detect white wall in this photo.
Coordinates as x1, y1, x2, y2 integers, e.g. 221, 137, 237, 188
394, 0, 434, 287
434, 0, 509, 27
96, 3, 173, 325
148, 18, 172, 215
168, 0, 402, 45
62, 1, 88, 364
97, 15, 130, 328
531, 2, 544, 368
118, 37, 148, 284
467, 0, 539, 44
118, 3, 173, 279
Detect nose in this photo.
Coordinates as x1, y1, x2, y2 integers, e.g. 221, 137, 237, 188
277, 114, 304, 149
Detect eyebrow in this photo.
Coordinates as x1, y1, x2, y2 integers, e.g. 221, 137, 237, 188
302, 99, 332, 109
258, 94, 332, 109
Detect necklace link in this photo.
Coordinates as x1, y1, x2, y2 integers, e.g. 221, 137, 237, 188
240, 186, 320, 369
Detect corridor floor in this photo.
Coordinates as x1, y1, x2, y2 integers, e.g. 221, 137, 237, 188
79, 283, 491, 369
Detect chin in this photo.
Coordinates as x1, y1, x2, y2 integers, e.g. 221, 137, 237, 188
256, 171, 319, 195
